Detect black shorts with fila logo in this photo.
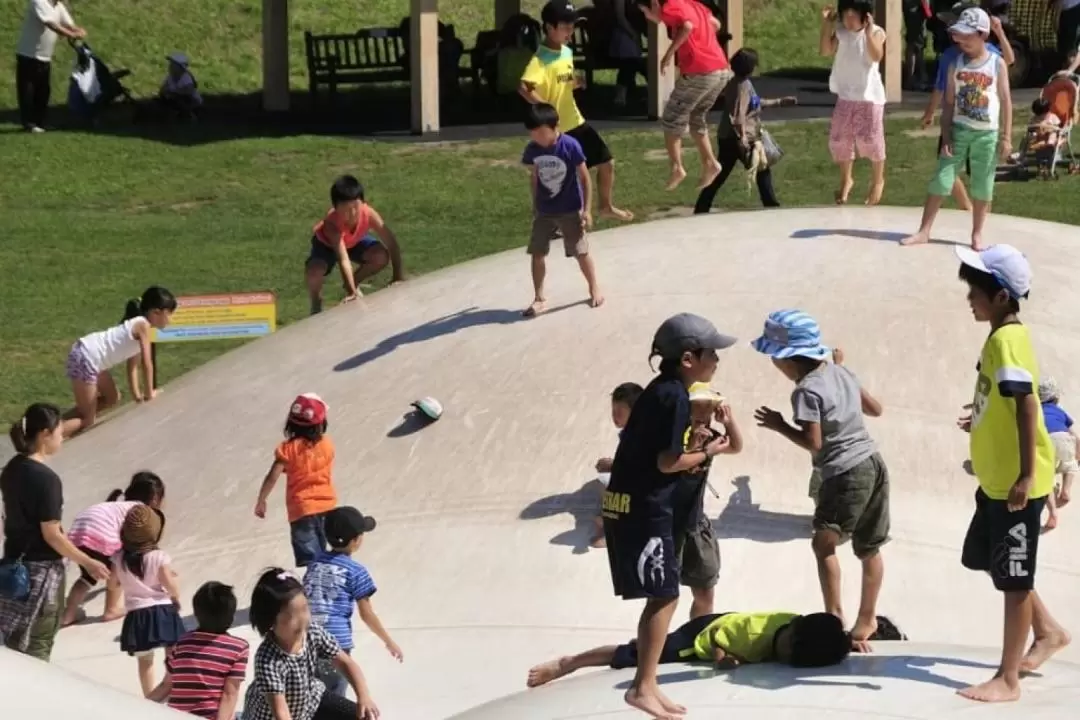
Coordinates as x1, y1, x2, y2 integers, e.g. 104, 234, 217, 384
961, 488, 1046, 592
602, 489, 680, 601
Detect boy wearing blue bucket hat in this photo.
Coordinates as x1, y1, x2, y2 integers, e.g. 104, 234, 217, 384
751, 309, 888, 644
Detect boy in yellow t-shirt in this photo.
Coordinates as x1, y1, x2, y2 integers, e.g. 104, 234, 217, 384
955, 244, 1071, 704
519, 1, 632, 222
526, 610, 856, 688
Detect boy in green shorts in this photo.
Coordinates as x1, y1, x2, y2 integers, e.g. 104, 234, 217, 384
954, 244, 1071, 702
526, 610, 855, 688
901, 8, 1012, 251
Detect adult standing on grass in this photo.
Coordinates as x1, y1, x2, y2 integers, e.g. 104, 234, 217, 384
1051, 0, 1080, 71
15, 0, 87, 133
820, 2, 888, 206
636, 0, 732, 191
0, 403, 110, 661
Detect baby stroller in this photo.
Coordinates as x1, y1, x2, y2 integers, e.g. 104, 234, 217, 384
1012, 72, 1079, 178
68, 41, 134, 124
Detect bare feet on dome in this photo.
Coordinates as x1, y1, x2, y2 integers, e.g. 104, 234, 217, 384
958, 675, 1021, 703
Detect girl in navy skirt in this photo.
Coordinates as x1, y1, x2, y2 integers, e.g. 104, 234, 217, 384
114, 503, 185, 697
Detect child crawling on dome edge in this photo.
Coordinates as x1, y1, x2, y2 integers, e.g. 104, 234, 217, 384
527, 610, 859, 687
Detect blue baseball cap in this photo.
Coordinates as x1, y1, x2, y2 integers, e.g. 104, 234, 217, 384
751, 310, 830, 360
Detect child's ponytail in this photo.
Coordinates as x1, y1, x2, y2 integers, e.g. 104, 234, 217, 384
106, 489, 125, 501
122, 471, 166, 506
122, 298, 142, 321
122, 286, 178, 321
8, 403, 62, 454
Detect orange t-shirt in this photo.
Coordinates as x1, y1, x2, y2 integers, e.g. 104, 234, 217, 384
274, 436, 338, 523
313, 205, 371, 250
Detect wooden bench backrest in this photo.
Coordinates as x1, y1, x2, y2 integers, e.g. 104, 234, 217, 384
305, 28, 406, 70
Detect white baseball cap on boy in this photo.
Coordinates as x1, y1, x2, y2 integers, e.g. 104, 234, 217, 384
955, 244, 1032, 300
950, 7, 991, 35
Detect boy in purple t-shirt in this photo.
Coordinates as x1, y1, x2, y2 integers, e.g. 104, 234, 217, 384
521, 102, 602, 318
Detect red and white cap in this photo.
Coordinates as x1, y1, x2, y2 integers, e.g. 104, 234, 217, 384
289, 393, 328, 426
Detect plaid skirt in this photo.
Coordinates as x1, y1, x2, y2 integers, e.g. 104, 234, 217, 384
0, 559, 65, 653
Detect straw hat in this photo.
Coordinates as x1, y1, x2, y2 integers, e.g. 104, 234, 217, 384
121, 504, 164, 553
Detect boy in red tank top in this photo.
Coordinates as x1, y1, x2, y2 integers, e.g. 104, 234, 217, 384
305, 175, 405, 314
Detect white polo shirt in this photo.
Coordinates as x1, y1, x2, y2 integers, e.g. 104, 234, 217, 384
16, 0, 74, 63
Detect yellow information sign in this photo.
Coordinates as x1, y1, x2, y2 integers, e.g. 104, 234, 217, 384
152, 292, 277, 343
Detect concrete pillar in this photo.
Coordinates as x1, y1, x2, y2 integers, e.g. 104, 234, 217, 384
875, 0, 903, 103
646, 22, 674, 120
262, 0, 290, 111
721, 0, 743, 56
495, 0, 521, 30
410, 0, 440, 134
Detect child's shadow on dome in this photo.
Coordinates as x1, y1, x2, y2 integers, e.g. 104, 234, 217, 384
712, 476, 813, 543
520, 478, 606, 555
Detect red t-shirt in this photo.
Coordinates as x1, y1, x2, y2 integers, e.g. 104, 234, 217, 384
166, 631, 249, 718
660, 0, 729, 75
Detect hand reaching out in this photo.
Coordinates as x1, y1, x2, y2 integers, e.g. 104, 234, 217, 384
832, 347, 845, 365
754, 406, 787, 432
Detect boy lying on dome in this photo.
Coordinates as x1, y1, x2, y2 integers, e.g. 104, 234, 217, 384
527, 610, 863, 687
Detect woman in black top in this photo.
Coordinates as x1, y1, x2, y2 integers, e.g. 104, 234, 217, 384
0, 403, 109, 660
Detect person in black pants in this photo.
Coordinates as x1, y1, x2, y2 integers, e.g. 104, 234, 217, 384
694, 48, 794, 214
14, 0, 86, 132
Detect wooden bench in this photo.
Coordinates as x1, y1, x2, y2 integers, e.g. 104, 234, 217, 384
304, 27, 476, 102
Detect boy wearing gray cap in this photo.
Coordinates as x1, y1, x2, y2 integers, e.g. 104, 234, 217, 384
602, 312, 734, 719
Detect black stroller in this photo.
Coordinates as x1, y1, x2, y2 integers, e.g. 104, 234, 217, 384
67, 41, 134, 123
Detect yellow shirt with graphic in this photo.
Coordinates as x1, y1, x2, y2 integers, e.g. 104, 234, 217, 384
520, 44, 586, 132
690, 612, 798, 663
969, 324, 1055, 501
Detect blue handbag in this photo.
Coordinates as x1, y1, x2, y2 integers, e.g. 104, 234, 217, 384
0, 557, 30, 601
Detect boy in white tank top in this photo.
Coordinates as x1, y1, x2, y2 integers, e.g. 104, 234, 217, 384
902, 8, 1012, 251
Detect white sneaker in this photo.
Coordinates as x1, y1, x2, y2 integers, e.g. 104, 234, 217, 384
29, 125, 45, 134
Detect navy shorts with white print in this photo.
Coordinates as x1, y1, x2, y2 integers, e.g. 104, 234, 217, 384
604, 522, 680, 601
962, 488, 1045, 592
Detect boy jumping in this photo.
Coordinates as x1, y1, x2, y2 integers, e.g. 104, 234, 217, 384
603, 313, 735, 719
305, 174, 405, 314
955, 243, 1070, 702
521, 102, 602, 316
520, 1, 633, 222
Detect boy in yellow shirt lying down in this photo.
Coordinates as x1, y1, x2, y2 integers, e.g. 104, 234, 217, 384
527, 610, 864, 687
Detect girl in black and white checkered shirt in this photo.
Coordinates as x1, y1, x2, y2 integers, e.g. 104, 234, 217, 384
241, 569, 379, 720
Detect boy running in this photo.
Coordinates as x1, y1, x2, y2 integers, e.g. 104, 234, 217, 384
751, 310, 888, 644
521, 102, 602, 317
954, 244, 1070, 702
603, 313, 735, 719
305, 174, 405, 315
520, 1, 633, 222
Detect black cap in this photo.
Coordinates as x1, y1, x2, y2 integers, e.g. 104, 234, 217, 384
651, 313, 737, 360
324, 506, 377, 548
541, 1, 579, 25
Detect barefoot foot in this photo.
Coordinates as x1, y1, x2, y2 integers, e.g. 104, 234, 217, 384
1042, 513, 1058, 533
60, 608, 87, 628
1021, 629, 1071, 673
970, 232, 984, 251
657, 689, 687, 716
958, 675, 1021, 703
864, 182, 884, 206
900, 232, 930, 247
589, 293, 605, 309
589, 534, 607, 548
834, 179, 854, 204
666, 166, 688, 191
101, 607, 126, 623
624, 687, 684, 719
850, 617, 879, 643
698, 162, 722, 190
522, 300, 546, 318
600, 205, 634, 221
527, 657, 575, 687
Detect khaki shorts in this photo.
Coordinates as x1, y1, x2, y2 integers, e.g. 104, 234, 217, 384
814, 452, 891, 558
1051, 431, 1079, 475
675, 517, 721, 589
528, 213, 588, 258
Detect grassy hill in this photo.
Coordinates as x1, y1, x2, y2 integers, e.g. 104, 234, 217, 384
0, 0, 826, 108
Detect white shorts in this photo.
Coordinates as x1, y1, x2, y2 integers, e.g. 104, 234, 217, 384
1051, 432, 1079, 475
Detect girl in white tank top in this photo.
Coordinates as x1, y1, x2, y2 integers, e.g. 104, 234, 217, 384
62, 286, 177, 438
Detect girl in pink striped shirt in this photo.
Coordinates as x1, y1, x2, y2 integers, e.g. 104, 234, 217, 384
61, 471, 166, 627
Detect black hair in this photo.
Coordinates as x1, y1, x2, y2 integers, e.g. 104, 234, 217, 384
193, 581, 238, 633
108, 470, 166, 504
9, 402, 62, 454
284, 418, 327, 443
788, 612, 852, 668
958, 262, 1021, 313
730, 48, 759, 78
525, 102, 560, 130
1032, 97, 1051, 115
872, 615, 908, 641
612, 382, 645, 408
330, 175, 365, 206
656, 348, 711, 376
839, 0, 873, 21
250, 568, 305, 637
789, 355, 825, 374
124, 286, 178, 322
122, 507, 166, 579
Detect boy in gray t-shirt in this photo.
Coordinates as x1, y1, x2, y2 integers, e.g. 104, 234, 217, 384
751, 311, 889, 644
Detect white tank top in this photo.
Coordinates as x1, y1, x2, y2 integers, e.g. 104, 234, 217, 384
78, 317, 148, 371
828, 27, 886, 105
951, 53, 1000, 131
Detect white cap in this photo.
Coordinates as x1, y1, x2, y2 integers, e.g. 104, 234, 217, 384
950, 7, 990, 35
412, 396, 444, 420
955, 244, 1032, 300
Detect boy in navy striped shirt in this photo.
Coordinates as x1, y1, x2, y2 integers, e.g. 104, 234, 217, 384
149, 581, 249, 718
304, 506, 403, 696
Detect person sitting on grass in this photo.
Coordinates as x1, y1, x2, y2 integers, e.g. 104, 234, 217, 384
157, 52, 202, 120
305, 175, 405, 315
527, 610, 857, 688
